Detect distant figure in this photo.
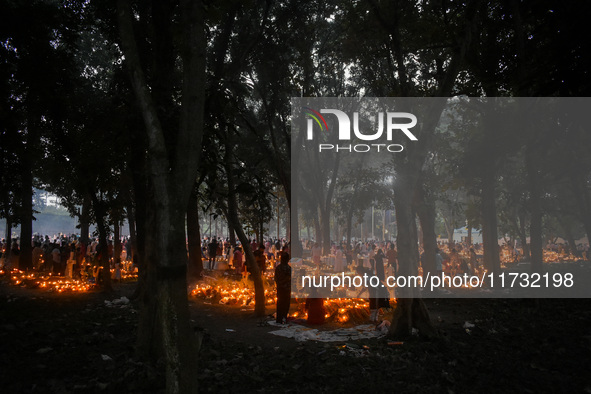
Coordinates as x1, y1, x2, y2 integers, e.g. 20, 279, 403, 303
469, 248, 480, 273
265, 239, 272, 260
344, 246, 353, 269
32, 242, 43, 270
274, 252, 291, 324
369, 248, 390, 321
254, 244, 267, 274
51, 244, 61, 275
233, 247, 244, 275
311, 243, 322, 268
449, 248, 461, 275
334, 246, 345, 272
435, 248, 443, 275
386, 244, 398, 276
208, 238, 218, 270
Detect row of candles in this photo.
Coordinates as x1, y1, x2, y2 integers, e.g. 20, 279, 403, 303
190, 275, 378, 324
1, 261, 139, 293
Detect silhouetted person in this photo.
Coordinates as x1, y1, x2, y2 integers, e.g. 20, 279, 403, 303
274, 251, 291, 324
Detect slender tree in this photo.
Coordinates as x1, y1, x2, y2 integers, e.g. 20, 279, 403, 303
117, 0, 205, 392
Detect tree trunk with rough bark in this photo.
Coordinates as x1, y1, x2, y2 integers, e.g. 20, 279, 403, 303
346, 204, 354, 248
443, 215, 455, 247
518, 213, 530, 260
19, 159, 33, 271
313, 213, 322, 246
559, 219, 579, 257
228, 220, 236, 247
113, 219, 121, 265
415, 185, 437, 276
129, 172, 147, 301
526, 148, 543, 272
569, 174, 591, 253
223, 141, 266, 317
187, 187, 203, 282
388, 173, 437, 339
290, 195, 303, 257
481, 163, 500, 274
320, 205, 331, 255
5, 217, 11, 245
127, 202, 137, 263
117, 0, 205, 392
91, 194, 112, 292
80, 194, 91, 244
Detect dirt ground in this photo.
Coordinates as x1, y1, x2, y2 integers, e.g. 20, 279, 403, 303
1, 279, 590, 393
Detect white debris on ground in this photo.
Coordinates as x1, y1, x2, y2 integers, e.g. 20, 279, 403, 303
104, 296, 130, 308
463, 321, 475, 329
267, 321, 385, 342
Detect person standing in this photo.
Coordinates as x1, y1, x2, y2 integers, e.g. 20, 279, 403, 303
32, 242, 43, 270
469, 248, 480, 274
435, 248, 444, 275
254, 244, 267, 275
274, 252, 291, 324
369, 248, 390, 321
311, 243, 322, 269
386, 244, 398, 276
334, 245, 345, 272
51, 244, 61, 275
208, 238, 218, 270
233, 246, 244, 276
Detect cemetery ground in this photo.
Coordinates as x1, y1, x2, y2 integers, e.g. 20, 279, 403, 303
1, 280, 590, 393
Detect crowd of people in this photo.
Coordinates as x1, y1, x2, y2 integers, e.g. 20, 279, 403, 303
201, 236, 293, 325
3, 232, 588, 327
201, 236, 290, 274
296, 239, 487, 323
0, 234, 133, 283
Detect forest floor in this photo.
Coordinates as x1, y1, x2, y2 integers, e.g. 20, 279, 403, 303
1, 277, 591, 393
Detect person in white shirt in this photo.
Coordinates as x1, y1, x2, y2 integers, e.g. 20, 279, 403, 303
334, 246, 345, 272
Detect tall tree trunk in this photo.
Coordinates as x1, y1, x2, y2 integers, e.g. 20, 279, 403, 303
228, 220, 236, 247
113, 219, 121, 265
569, 174, 591, 250
135, 188, 159, 359
118, 0, 205, 391
130, 165, 147, 301
558, 217, 579, 257
137, 201, 198, 394
5, 217, 11, 244
80, 194, 91, 244
388, 173, 436, 338
320, 205, 331, 255
4, 214, 12, 265
415, 185, 437, 276
313, 213, 322, 246
91, 193, 112, 292
19, 160, 33, 271
127, 202, 138, 263
526, 148, 543, 272
481, 163, 501, 274
443, 215, 455, 246
289, 190, 303, 257
346, 205, 354, 247
187, 187, 203, 281
223, 141, 266, 317
518, 212, 530, 260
